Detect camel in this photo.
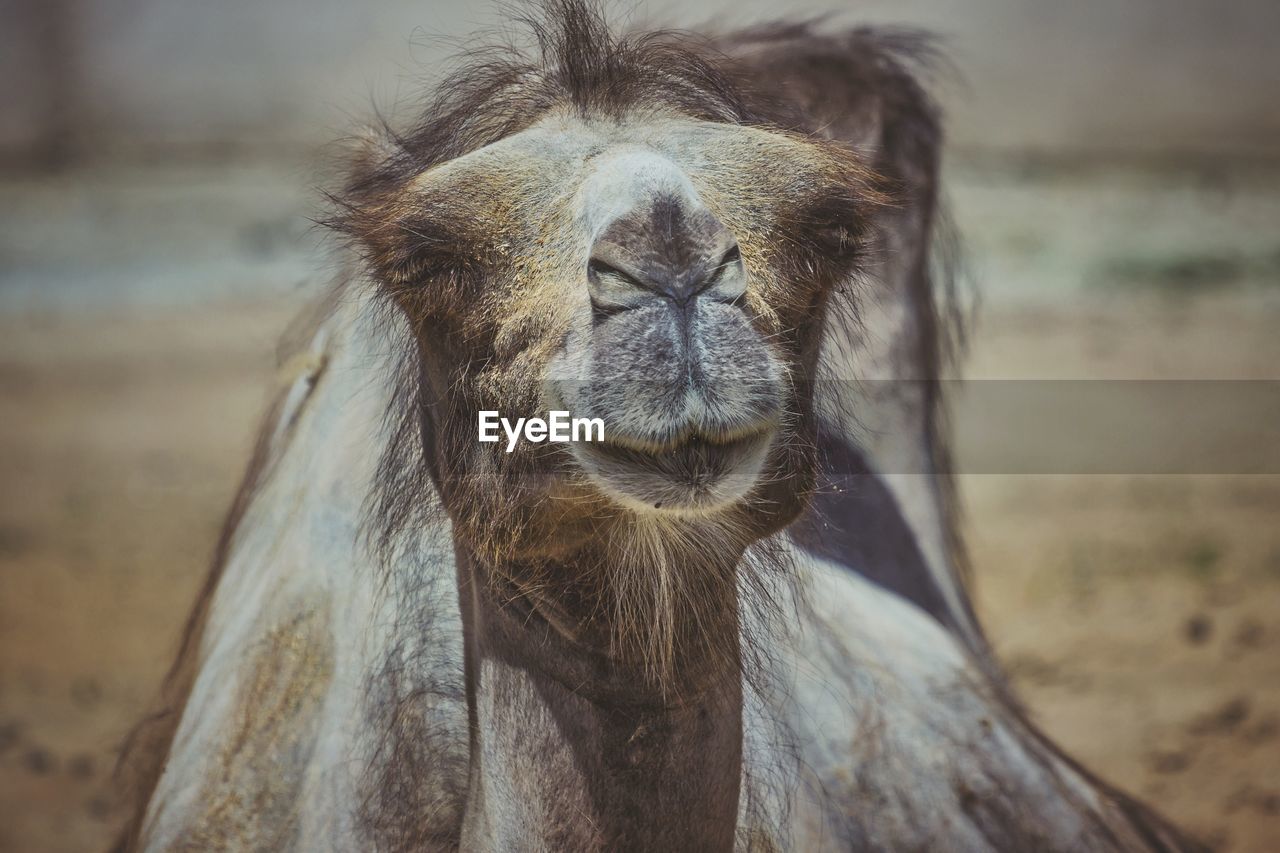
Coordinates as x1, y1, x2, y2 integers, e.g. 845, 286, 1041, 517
115, 3, 1200, 850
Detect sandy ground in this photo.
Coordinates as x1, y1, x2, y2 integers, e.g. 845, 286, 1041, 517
1, 164, 1278, 851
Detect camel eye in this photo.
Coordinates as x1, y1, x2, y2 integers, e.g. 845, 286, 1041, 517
807, 221, 864, 268
396, 253, 471, 288
798, 192, 865, 263
366, 211, 476, 287
817, 225, 853, 249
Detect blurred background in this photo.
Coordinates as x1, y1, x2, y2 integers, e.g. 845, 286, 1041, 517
1, 1, 1278, 850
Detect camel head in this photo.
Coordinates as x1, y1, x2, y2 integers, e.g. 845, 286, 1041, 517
334, 6, 885, 679
341, 125, 880, 534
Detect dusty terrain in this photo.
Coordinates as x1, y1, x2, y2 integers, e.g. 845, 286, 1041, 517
1, 163, 1278, 851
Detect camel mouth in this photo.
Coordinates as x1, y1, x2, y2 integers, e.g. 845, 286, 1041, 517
572, 426, 775, 514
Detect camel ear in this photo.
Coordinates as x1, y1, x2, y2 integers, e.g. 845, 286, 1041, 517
328, 125, 437, 286
346, 124, 406, 187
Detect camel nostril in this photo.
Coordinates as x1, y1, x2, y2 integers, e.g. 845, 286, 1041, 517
586, 245, 745, 312
586, 254, 660, 317
703, 244, 744, 300
587, 257, 643, 289
718, 244, 741, 270
587, 195, 744, 308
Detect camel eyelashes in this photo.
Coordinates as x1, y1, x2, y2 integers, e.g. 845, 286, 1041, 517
817, 225, 855, 248
397, 253, 461, 287
809, 216, 866, 260
781, 191, 868, 262
348, 208, 474, 287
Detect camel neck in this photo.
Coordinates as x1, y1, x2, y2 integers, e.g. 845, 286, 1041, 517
455, 549, 744, 851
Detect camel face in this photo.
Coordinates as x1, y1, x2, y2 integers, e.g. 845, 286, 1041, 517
350, 110, 881, 556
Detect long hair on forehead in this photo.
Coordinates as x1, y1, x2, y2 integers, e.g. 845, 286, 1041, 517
336, 0, 765, 208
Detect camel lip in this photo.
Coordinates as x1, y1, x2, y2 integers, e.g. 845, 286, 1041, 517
571, 427, 775, 514
597, 421, 778, 456
591, 431, 768, 466
539, 375, 784, 457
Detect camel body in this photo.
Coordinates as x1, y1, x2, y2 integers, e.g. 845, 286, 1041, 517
136, 291, 1174, 851
123, 12, 1193, 850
